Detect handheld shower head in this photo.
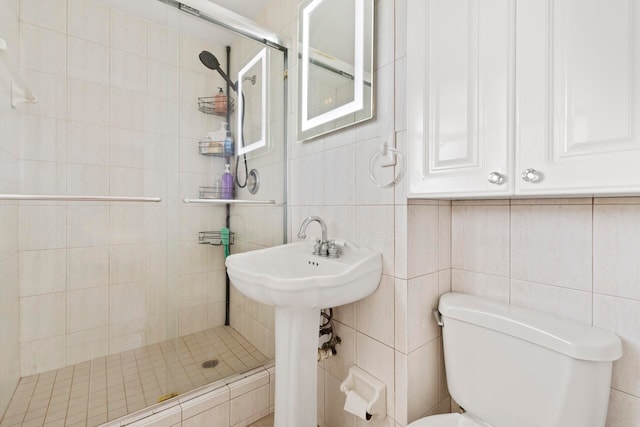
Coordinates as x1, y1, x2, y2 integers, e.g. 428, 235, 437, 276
199, 50, 237, 92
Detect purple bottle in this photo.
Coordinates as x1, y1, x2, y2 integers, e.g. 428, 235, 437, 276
221, 163, 234, 199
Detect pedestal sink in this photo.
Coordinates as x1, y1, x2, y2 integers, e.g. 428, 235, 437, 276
225, 240, 382, 427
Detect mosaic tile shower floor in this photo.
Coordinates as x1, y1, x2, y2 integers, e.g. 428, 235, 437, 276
1, 326, 269, 427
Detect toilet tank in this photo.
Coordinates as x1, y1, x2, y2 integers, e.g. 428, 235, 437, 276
439, 293, 622, 427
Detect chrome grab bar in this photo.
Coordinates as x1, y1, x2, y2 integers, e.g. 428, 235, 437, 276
0, 194, 161, 202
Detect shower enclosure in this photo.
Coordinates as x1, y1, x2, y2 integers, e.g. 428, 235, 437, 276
0, 0, 286, 425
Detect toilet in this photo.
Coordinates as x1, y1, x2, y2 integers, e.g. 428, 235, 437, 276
409, 293, 623, 427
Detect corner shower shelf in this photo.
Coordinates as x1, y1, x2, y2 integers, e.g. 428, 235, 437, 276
199, 231, 235, 246
183, 198, 276, 205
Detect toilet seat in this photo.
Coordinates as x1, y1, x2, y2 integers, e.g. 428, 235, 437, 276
408, 413, 486, 427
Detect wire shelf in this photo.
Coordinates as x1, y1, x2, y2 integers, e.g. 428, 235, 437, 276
197, 96, 235, 116
199, 231, 235, 246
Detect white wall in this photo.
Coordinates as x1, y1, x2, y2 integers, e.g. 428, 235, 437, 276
0, 0, 22, 416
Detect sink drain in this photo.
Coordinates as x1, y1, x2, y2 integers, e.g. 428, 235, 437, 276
201, 359, 219, 369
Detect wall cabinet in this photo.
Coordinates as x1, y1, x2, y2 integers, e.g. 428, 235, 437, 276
407, 0, 640, 198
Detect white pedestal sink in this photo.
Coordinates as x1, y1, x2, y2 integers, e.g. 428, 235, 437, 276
225, 240, 382, 427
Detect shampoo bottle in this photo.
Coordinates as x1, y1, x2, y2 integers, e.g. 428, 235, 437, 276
221, 163, 234, 199
224, 129, 234, 156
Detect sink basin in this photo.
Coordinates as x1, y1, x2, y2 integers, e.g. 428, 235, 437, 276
225, 240, 382, 427
225, 240, 382, 309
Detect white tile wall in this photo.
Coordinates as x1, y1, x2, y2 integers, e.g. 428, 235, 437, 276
8, 0, 260, 384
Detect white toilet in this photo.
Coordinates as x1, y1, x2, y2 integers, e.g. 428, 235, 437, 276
409, 293, 623, 427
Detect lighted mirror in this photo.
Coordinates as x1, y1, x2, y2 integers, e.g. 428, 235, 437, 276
297, 0, 374, 141
238, 47, 269, 155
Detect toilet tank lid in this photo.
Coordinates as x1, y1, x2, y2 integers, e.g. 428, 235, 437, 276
439, 293, 623, 362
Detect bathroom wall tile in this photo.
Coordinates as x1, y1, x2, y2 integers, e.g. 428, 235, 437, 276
110, 167, 144, 198
21, 69, 67, 119
67, 0, 110, 45
323, 145, 356, 205
407, 340, 439, 423
19, 206, 66, 250
19, 115, 66, 162
438, 204, 451, 270
67, 36, 109, 85
356, 205, 394, 275
178, 273, 208, 310
110, 205, 145, 245
19, 160, 66, 195
595, 197, 640, 205
323, 322, 356, 381
19, 23, 66, 76
110, 244, 146, 285
111, 49, 147, 94
356, 275, 395, 346
356, 63, 394, 143
110, 9, 147, 57
179, 69, 210, 104
147, 22, 178, 66
147, 97, 179, 137
178, 305, 208, 337
451, 205, 509, 276
407, 204, 439, 278
68, 79, 109, 126
145, 276, 167, 316
451, 269, 509, 303
110, 88, 146, 131
333, 303, 356, 329
510, 279, 592, 324
606, 389, 640, 427
147, 60, 179, 100
20, 335, 65, 376
66, 121, 109, 165
66, 163, 109, 196
66, 327, 109, 365
394, 57, 407, 133
19, 249, 66, 297
438, 269, 451, 295
511, 204, 592, 291
593, 294, 640, 397
394, 205, 408, 280
356, 333, 395, 418
289, 152, 325, 206
395, 0, 407, 60
179, 35, 226, 75
324, 372, 356, 427
182, 402, 229, 427
67, 286, 109, 333
110, 282, 146, 324
355, 138, 395, 205
178, 242, 216, 275
67, 246, 109, 290
395, 278, 408, 353
394, 350, 408, 426
109, 317, 146, 354
393, 131, 408, 206
376, 0, 395, 69
407, 273, 440, 353
20, 292, 65, 341
145, 133, 170, 170
19, 0, 66, 33
67, 205, 109, 247
511, 198, 592, 205
0, 206, 18, 261
594, 205, 640, 301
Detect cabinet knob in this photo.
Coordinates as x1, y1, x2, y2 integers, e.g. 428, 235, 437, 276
487, 172, 505, 185
521, 168, 541, 183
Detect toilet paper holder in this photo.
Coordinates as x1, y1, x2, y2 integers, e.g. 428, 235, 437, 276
339, 365, 386, 421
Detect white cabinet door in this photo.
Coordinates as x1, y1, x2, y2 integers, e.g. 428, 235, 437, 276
516, 0, 640, 196
407, 0, 515, 198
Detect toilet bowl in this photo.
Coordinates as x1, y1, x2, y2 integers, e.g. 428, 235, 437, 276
409, 413, 487, 427
408, 293, 623, 427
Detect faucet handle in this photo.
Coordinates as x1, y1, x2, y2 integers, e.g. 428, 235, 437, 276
313, 238, 322, 255
328, 240, 339, 259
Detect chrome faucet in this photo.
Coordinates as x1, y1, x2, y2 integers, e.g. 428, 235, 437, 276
297, 216, 329, 256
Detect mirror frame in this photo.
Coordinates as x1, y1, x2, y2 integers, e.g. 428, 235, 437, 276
297, 0, 374, 141
237, 47, 269, 155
